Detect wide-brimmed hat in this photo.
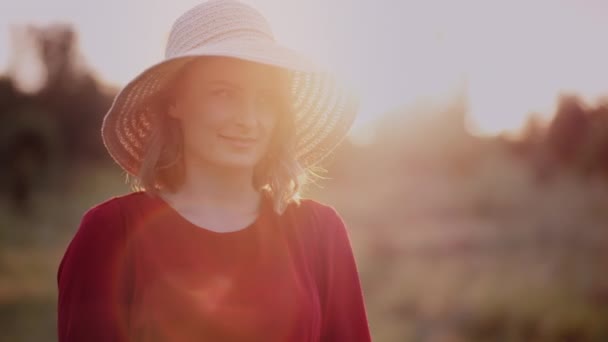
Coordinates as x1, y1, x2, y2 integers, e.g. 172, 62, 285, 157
101, 0, 358, 176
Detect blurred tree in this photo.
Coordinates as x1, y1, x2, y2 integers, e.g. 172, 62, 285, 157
546, 94, 590, 167
0, 105, 59, 214
0, 23, 117, 212
578, 100, 608, 179
30, 23, 116, 161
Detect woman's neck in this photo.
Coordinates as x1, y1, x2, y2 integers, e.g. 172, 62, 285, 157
168, 154, 261, 214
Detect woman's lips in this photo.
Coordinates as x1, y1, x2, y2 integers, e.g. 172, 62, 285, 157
219, 135, 258, 148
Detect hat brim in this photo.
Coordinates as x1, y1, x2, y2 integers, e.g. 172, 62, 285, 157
101, 40, 359, 176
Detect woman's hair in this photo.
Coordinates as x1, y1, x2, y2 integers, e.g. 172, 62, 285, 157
128, 58, 321, 215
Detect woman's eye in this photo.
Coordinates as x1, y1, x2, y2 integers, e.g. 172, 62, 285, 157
212, 88, 232, 98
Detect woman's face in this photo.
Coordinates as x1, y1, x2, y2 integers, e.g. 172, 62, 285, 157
167, 57, 286, 170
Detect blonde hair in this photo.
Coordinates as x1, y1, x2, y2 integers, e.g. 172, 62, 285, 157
128, 58, 322, 214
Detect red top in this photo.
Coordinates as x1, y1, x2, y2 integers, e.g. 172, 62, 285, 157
57, 191, 372, 341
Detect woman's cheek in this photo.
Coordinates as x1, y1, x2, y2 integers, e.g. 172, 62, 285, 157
180, 109, 214, 141
200, 101, 235, 125
263, 112, 278, 130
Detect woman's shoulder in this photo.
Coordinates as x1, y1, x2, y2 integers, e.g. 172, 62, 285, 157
289, 197, 342, 220
58, 193, 147, 284
80, 191, 150, 223
283, 197, 346, 237
67, 192, 153, 250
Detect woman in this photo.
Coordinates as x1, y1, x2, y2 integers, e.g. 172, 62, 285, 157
57, 0, 371, 341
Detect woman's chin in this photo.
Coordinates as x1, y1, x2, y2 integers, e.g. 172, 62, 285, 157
210, 153, 262, 170
186, 146, 264, 170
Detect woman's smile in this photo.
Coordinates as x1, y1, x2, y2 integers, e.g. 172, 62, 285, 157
219, 134, 259, 149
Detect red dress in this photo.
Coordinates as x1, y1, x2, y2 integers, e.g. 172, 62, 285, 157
57, 191, 372, 341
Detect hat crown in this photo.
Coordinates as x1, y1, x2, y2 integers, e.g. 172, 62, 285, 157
165, 0, 275, 59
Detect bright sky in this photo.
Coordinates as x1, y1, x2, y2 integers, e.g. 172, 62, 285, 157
1, 0, 607, 137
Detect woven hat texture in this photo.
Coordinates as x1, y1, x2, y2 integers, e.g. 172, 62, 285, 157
101, 0, 358, 175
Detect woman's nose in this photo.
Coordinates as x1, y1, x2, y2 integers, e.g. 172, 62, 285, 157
234, 97, 259, 127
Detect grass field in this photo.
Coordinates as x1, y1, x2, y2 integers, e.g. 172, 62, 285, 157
1, 154, 608, 341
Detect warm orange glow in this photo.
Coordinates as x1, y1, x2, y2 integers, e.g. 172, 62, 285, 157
2, 0, 607, 137
348, 1, 608, 137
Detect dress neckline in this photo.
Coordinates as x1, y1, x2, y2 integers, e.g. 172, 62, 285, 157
151, 190, 272, 238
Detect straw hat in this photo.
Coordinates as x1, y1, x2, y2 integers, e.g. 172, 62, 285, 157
101, 0, 358, 176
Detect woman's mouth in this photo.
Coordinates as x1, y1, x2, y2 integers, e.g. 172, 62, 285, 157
219, 135, 258, 148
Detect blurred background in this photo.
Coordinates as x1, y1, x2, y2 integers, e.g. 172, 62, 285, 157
1, 0, 608, 341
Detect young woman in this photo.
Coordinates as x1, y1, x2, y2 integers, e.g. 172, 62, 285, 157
57, 1, 371, 341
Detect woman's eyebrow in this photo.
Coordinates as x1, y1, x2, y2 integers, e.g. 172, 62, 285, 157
206, 80, 243, 91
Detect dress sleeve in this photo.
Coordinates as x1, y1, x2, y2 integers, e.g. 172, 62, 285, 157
316, 205, 372, 342
57, 199, 132, 342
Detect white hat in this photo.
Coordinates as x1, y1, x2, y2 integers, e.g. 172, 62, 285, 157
101, 0, 358, 176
